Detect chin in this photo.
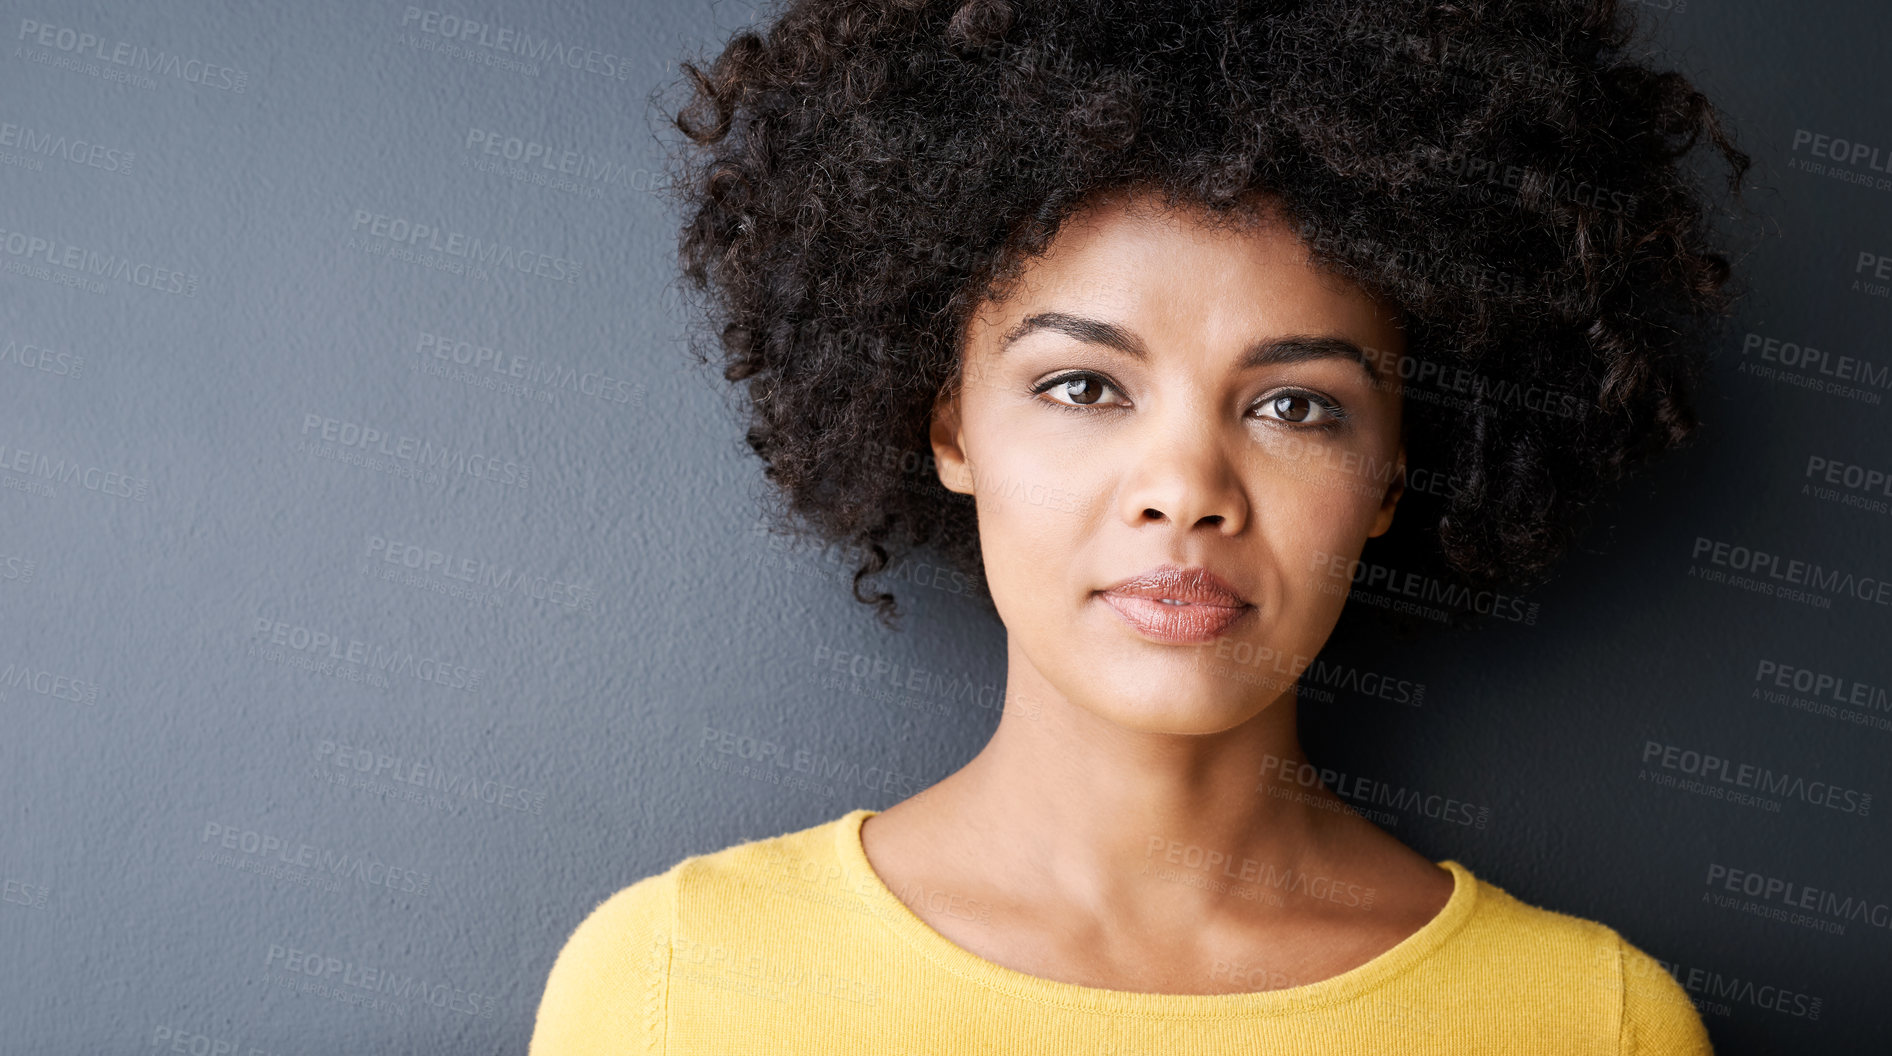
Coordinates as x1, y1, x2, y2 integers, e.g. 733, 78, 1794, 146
1083, 689, 1273, 737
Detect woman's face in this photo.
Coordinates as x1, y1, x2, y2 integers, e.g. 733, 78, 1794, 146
930, 189, 1409, 735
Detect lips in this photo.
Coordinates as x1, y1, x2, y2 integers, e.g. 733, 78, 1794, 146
1097, 565, 1254, 644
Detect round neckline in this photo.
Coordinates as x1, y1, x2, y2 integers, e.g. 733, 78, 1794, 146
836, 806, 1478, 1017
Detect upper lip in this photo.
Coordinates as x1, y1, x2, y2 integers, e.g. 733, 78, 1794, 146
1099, 564, 1251, 607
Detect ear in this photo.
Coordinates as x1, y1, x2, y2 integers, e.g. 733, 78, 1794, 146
929, 379, 976, 495
1367, 442, 1405, 538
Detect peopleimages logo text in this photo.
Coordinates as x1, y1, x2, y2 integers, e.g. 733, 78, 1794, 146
1259, 754, 1490, 828
349, 210, 580, 285
16, 18, 249, 91
1641, 741, 1871, 815
398, 7, 634, 81
1691, 536, 1892, 607
1705, 864, 1892, 931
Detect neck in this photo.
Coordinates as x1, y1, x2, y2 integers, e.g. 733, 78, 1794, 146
915, 640, 1347, 920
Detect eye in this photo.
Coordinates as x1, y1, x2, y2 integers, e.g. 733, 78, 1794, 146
1254, 391, 1349, 428
1032, 371, 1127, 410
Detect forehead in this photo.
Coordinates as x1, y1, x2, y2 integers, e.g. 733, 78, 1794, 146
978, 191, 1406, 369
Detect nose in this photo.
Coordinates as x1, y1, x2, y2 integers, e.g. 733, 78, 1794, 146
1114, 408, 1250, 535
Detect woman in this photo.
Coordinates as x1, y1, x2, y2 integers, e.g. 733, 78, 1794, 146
533, 0, 1748, 1051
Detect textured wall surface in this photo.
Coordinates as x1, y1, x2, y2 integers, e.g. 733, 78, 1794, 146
1, 1, 1887, 1053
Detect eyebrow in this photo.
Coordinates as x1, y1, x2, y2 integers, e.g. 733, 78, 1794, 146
998, 311, 1382, 381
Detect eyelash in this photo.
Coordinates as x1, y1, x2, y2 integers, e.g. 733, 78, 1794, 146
1029, 371, 1352, 431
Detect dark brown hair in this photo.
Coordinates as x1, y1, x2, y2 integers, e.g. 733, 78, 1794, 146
661, 0, 1750, 629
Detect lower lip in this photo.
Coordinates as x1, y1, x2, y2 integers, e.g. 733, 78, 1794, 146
1098, 593, 1254, 644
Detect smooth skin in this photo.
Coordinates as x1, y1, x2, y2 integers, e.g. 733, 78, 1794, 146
859, 184, 1455, 995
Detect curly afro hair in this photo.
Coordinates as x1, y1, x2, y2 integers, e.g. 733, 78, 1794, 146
660, 0, 1750, 630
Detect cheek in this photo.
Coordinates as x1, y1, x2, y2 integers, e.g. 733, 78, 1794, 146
1277, 518, 1359, 609
975, 454, 1097, 561
1253, 437, 1389, 525
969, 411, 1102, 527
1248, 458, 1386, 596
967, 421, 1110, 615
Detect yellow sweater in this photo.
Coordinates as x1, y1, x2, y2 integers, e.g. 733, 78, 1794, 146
530, 808, 1712, 1054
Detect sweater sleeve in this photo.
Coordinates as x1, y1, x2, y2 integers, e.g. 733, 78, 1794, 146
529, 868, 676, 1056
1615, 933, 1714, 1056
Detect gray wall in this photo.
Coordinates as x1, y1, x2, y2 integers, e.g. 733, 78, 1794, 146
1, 1, 1886, 1052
